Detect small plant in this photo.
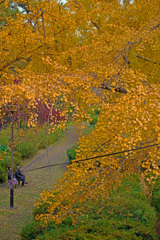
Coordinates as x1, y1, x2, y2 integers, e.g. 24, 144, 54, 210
67, 144, 78, 162
90, 115, 98, 125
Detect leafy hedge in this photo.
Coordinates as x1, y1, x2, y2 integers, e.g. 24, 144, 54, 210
20, 174, 158, 240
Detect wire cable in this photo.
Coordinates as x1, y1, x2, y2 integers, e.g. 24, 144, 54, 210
22, 142, 160, 172
0, 142, 159, 174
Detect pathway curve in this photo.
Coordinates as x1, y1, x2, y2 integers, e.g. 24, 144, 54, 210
0, 125, 79, 240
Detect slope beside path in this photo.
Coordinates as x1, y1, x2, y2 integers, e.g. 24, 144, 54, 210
0, 125, 79, 240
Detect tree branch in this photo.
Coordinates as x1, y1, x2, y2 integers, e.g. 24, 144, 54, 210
115, 21, 160, 63
0, 45, 43, 71
100, 82, 127, 94
136, 55, 160, 66
150, 23, 160, 32
0, 0, 5, 5
91, 20, 100, 30
17, 3, 30, 14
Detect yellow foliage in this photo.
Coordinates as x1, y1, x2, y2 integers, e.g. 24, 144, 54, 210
0, 0, 160, 225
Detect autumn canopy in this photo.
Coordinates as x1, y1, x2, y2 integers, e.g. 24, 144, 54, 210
0, 0, 160, 224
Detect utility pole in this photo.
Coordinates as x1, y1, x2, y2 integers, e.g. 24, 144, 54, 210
18, 106, 20, 153
9, 104, 18, 209
10, 109, 14, 208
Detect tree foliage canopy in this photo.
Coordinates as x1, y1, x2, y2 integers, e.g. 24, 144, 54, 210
0, 0, 160, 225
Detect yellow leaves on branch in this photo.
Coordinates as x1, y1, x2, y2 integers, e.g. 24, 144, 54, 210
34, 83, 160, 225
0, 0, 160, 225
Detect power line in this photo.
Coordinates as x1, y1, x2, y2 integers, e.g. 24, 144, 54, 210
0, 142, 159, 175
23, 142, 160, 172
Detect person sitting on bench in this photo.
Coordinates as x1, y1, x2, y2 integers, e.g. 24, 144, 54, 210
15, 166, 28, 186
8, 168, 18, 188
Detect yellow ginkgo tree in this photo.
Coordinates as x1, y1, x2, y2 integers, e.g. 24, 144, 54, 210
0, 0, 160, 225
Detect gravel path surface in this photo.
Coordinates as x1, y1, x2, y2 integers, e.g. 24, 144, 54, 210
0, 125, 79, 240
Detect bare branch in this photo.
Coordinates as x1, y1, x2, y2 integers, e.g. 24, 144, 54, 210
0, 45, 43, 71
115, 87, 127, 94
115, 21, 160, 63
136, 55, 160, 66
91, 20, 100, 30
0, 57, 22, 72
0, 0, 5, 5
140, 137, 158, 147
100, 82, 112, 91
150, 23, 160, 32
100, 83, 127, 94
17, 4, 30, 14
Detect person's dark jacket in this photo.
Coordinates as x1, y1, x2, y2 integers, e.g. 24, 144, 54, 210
8, 172, 15, 181
15, 169, 24, 180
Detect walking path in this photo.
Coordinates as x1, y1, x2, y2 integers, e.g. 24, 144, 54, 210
0, 125, 79, 240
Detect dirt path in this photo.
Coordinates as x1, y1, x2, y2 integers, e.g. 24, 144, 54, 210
0, 125, 79, 240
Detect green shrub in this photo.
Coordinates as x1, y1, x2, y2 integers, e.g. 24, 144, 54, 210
20, 141, 38, 159
0, 165, 7, 183
0, 145, 8, 153
94, 108, 100, 115
67, 144, 78, 162
152, 176, 160, 215
0, 127, 11, 146
88, 107, 100, 125
1, 151, 21, 170
0, 151, 10, 170
20, 221, 43, 240
90, 115, 98, 125
13, 151, 21, 169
